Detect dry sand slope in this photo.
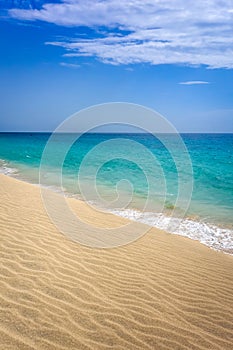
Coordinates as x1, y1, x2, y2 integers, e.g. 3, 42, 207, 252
0, 174, 233, 350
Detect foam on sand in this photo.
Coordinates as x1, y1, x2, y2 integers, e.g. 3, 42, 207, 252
110, 209, 233, 254
0, 174, 233, 349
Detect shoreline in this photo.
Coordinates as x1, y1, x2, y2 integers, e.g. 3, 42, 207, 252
1, 160, 232, 254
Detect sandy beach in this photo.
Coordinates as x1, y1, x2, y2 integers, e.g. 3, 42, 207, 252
0, 173, 233, 350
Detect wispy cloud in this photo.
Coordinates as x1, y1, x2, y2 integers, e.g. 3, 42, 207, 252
8, 0, 233, 68
60, 62, 81, 68
179, 81, 210, 85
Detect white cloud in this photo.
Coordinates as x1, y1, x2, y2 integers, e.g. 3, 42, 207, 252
60, 62, 81, 68
179, 81, 210, 85
9, 0, 233, 68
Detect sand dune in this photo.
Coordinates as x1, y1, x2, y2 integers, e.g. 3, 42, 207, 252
0, 174, 233, 349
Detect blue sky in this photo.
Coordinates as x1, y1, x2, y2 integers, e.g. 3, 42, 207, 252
0, 0, 233, 132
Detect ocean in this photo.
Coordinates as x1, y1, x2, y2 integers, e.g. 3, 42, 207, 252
0, 132, 232, 253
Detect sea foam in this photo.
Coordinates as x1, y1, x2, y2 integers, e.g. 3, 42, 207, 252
0, 159, 18, 176
110, 208, 233, 254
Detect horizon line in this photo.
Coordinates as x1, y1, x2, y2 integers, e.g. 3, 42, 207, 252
0, 131, 233, 135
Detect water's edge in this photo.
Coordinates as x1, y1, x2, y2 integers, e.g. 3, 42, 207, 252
1, 159, 232, 255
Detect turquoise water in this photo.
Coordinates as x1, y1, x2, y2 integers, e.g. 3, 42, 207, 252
0, 132, 232, 252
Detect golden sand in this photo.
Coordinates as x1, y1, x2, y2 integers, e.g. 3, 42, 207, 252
0, 174, 232, 349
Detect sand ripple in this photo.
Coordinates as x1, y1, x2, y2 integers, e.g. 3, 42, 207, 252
0, 175, 233, 349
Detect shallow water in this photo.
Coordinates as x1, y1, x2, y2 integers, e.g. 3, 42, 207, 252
0, 132, 232, 253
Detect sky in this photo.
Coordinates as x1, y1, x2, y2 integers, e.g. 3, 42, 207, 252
0, 0, 233, 132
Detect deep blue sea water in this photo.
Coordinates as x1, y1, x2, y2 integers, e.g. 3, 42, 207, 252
0, 132, 232, 253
